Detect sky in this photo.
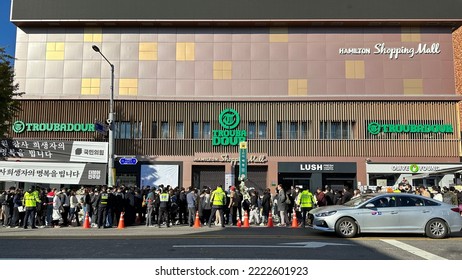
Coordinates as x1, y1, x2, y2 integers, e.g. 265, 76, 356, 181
0, 0, 16, 57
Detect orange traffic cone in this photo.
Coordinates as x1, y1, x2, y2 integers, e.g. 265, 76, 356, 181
291, 209, 299, 228
267, 212, 274, 227
243, 211, 250, 228
117, 212, 125, 229
236, 218, 242, 227
193, 211, 201, 228
82, 212, 90, 229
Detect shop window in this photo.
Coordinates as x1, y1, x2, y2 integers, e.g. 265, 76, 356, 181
161, 122, 169, 139
289, 122, 298, 139
320, 121, 355, 139
277, 121, 310, 139
115, 121, 142, 139
151, 121, 157, 138
276, 122, 285, 139
300, 122, 309, 139
176, 122, 184, 139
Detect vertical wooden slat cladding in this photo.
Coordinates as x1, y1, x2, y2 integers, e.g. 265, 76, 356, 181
13, 100, 460, 158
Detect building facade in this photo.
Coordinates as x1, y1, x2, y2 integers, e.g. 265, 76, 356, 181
6, 0, 462, 192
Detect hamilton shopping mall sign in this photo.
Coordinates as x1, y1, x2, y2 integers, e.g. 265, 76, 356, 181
212, 109, 246, 146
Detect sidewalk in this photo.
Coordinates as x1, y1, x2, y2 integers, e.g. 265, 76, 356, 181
0, 224, 295, 238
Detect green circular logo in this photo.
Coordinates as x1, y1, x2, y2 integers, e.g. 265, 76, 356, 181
368, 122, 381, 135
410, 164, 419, 173
219, 109, 240, 129
12, 121, 25, 133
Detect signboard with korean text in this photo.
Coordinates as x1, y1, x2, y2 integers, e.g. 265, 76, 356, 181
0, 161, 107, 185
0, 140, 108, 163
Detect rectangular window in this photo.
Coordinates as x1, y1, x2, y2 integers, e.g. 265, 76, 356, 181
151, 121, 157, 138
276, 122, 284, 139
289, 122, 298, 139
248, 122, 256, 139
300, 122, 308, 139
320, 121, 355, 139
258, 122, 267, 139
115, 121, 142, 139
161, 122, 169, 139
202, 122, 211, 139
192, 122, 200, 139
176, 122, 184, 139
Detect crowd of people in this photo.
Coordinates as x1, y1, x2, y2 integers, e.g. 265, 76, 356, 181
0, 183, 461, 230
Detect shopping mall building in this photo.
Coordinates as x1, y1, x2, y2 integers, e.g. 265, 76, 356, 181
4, 0, 462, 192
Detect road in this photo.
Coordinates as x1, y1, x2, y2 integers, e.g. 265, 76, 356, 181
1, 226, 461, 260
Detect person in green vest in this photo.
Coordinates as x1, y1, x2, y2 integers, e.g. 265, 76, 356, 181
23, 185, 41, 229
297, 186, 315, 228
208, 185, 226, 228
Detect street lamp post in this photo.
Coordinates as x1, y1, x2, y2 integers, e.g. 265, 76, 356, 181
92, 45, 115, 187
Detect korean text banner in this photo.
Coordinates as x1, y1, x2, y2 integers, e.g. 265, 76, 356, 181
0, 140, 108, 163
0, 161, 107, 185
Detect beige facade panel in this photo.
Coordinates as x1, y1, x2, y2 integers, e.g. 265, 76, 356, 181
11, 100, 460, 159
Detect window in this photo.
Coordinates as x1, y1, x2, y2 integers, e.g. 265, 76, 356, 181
248, 122, 256, 139
258, 122, 267, 139
202, 122, 211, 139
300, 122, 308, 139
320, 121, 355, 139
277, 121, 310, 139
276, 122, 285, 139
115, 121, 142, 139
176, 122, 184, 139
151, 121, 157, 138
161, 122, 169, 139
192, 122, 200, 139
289, 122, 298, 139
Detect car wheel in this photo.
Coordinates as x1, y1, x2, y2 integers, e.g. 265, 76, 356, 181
335, 217, 357, 238
425, 219, 448, 239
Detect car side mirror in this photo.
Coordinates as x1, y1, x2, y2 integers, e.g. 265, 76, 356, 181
365, 203, 375, 208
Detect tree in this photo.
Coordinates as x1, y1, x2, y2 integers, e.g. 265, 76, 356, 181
0, 47, 23, 137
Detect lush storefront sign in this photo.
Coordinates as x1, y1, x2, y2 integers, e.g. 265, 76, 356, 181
13, 121, 95, 134
367, 122, 454, 135
212, 109, 246, 146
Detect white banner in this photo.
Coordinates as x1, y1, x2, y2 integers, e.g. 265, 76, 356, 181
0, 161, 106, 185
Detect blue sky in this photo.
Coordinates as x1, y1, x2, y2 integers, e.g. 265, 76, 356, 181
0, 0, 16, 57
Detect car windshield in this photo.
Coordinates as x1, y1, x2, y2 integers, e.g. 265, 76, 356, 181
343, 194, 376, 207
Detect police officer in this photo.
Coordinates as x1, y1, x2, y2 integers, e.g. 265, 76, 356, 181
96, 186, 111, 229
23, 185, 41, 229
208, 185, 226, 228
158, 188, 170, 228
297, 186, 315, 228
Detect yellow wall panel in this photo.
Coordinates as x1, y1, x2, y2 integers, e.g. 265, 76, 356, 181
84, 27, 103, 43
120, 79, 138, 88
119, 87, 129, 95
128, 88, 138, 95
403, 79, 423, 88
185, 43, 195, 61
404, 88, 423, 95
81, 78, 91, 88
345, 61, 355, 79
288, 79, 298, 95
355, 61, 365, 79
176, 43, 186, 61
213, 70, 223, 80
270, 28, 289, 42
222, 71, 232, 80
46, 51, 64, 60
90, 88, 100, 95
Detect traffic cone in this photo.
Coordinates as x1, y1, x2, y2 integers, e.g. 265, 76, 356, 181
236, 218, 242, 227
117, 212, 125, 229
267, 212, 274, 227
82, 212, 90, 229
291, 209, 299, 228
243, 211, 250, 228
193, 211, 201, 228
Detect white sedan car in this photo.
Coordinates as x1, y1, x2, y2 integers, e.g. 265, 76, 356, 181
308, 193, 462, 239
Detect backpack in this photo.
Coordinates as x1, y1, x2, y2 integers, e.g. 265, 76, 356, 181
442, 193, 453, 205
